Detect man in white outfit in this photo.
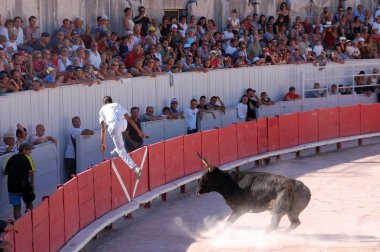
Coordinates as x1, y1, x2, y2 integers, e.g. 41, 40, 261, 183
99, 96, 145, 178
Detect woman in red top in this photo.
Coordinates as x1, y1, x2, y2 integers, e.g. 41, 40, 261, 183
322, 23, 338, 50
31, 50, 45, 77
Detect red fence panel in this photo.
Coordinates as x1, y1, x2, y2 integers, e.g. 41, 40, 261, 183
360, 103, 380, 134
130, 147, 149, 197
148, 142, 166, 190
111, 158, 132, 209
279, 113, 299, 149
298, 110, 319, 145
77, 169, 95, 229
236, 120, 258, 159
340, 105, 361, 137
268, 117, 280, 151
49, 187, 65, 252
183, 132, 202, 175
32, 198, 50, 252
257, 118, 268, 154
165, 136, 185, 183
14, 210, 33, 252
219, 124, 238, 165
93, 160, 112, 219
201, 129, 219, 166
319, 107, 340, 140
63, 177, 79, 242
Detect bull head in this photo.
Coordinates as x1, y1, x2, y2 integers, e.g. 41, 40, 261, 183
197, 152, 215, 172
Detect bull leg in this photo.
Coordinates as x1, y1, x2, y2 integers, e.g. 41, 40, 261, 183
285, 214, 301, 233
267, 190, 289, 232
225, 211, 243, 226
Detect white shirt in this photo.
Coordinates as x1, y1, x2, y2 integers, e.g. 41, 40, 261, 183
237, 103, 247, 119
89, 50, 102, 69
99, 103, 129, 125
313, 44, 324, 57
184, 108, 198, 130
222, 30, 234, 50
225, 46, 237, 55
6, 41, 18, 53
64, 127, 82, 158
179, 23, 188, 38
16, 27, 24, 45
372, 22, 380, 35
0, 26, 8, 41
347, 46, 360, 57
58, 57, 72, 72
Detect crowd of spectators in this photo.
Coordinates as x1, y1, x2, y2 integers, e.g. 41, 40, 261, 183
1, 4, 380, 94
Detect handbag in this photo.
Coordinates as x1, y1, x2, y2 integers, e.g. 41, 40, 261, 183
21, 183, 36, 203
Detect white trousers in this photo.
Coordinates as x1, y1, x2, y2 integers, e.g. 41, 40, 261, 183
108, 121, 138, 171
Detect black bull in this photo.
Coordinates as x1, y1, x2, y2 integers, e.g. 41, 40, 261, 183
196, 153, 311, 232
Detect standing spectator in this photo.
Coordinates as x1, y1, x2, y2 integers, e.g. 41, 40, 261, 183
123, 7, 135, 32
133, 6, 151, 37
30, 124, 57, 145
0, 133, 17, 156
123, 106, 143, 153
24, 16, 37, 42
246, 88, 260, 121
64, 116, 94, 180
184, 99, 202, 134
283, 86, 302, 101
260, 92, 275, 105
33, 32, 50, 51
237, 94, 248, 120
100, 97, 145, 177
4, 143, 35, 220
0, 219, 16, 251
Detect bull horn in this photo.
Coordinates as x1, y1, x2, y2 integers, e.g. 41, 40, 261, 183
196, 152, 215, 172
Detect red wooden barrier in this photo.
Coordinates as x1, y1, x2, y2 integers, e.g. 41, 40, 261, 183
32, 198, 50, 252
257, 118, 268, 153
49, 187, 65, 252
279, 113, 299, 149
319, 107, 340, 140
219, 124, 238, 165
111, 158, 132, 209
165, 136, 185, 183
236, 120, 258, 159
148, 142, 166, 190
63, 177, 80, 242
201, 129, 219, 166
268, 117, 280, 151
14, 210, 33, 252
298, 110, 319, 145
183, 132, 202, 175
360, 103, 380, 134
130, 147, 149, 197
340, 105, 361, 137
93, 160, 112, 219
77, 169, 95, 229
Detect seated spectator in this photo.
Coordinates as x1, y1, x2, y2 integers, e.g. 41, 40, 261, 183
130, 58, 157, 77
0, 220, 16, 251
283, 86, 302, 101
140, 106, 163, 122
30, 124, 57, 145
98, 63, 120, 81
142, 58, 165, 75
169, 98, 184, 119
260, 92, 275, 105
367, 68, 379, 87
10, 69, 27, 90
237, 94, 248, 120
123, 107, 143, 152
329, 84, 339, 95
107, 59, 132, 78
0, 72, 21, 93
184, 99, 202, 134
124, 44, 143, 69
341, 85, 353, 95
43, 67, 63, 88
0, 133, 17, 156
347, 40, 361, 59
206, 96, 226, 112
64, 116, 94, 180
307, 82, 327, 98
355, 70, 373, 96
30, 77, 45, 91
161, 106, 174, 119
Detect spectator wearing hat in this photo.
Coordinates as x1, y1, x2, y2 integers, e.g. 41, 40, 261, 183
0, 133, 17, 156
322, 22, 338, 50
30, 124, 57, 145
4, 143, 35, 220
169, 98, 184, 119
169, 23, 181, 48
33, 32, 50, 51
145, 26, 158, 49
95, 15, 110, 41
283, 86, 301, 101
133, 6, 151, 37
184, 28, 198, 47
30, 77, 45, 91
43, 67, 63, 88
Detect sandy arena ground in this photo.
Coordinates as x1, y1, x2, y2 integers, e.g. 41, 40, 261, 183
84, 144, 380, 252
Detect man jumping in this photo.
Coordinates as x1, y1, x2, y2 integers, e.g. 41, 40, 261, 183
99, 96, 145, 178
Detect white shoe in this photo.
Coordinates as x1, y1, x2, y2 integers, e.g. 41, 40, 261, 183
110, 148, 118, 156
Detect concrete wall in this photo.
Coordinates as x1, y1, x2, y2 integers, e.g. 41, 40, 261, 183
1, 0, 377, 35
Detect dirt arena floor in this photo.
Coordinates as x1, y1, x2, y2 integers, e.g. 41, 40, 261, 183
84, 143, 380, 252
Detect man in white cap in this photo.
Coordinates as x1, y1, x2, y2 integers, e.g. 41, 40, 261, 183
99, 96, 146, 178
